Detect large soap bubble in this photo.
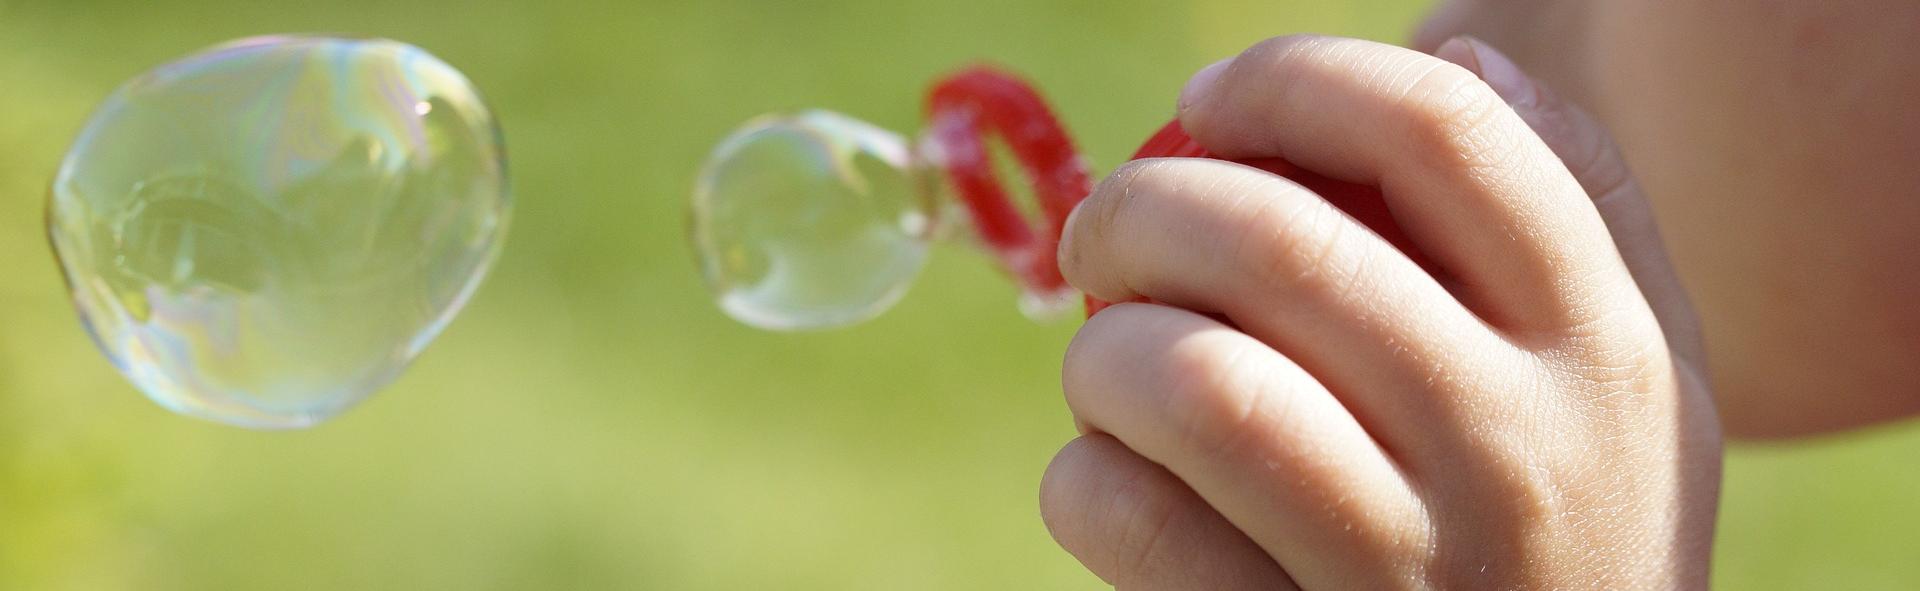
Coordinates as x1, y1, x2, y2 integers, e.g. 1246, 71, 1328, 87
46, 35, 510, 428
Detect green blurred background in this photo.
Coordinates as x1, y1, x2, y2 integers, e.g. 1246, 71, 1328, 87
2, 1, 1918, 589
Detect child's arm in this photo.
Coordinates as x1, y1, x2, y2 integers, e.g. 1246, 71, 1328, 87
1040, 36, 1719, 589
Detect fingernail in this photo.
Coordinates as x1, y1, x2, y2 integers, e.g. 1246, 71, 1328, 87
1058, 198, 1088, 257
1411, 1, 1469, 53
1435, 36, 1536, 109
1178, 57, 1233, 112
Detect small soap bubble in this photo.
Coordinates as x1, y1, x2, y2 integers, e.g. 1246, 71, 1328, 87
46, 35, 510, 428
691, 110, 938, 330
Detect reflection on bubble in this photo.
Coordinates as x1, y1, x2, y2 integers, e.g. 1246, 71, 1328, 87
691, 110, 937, 331
46, 35, 510, 428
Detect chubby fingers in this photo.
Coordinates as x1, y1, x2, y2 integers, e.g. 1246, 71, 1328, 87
1039, 434, 1295, 590
1062, 303, 1430, 588
1058, 156, 1514, 458
1179, 35, 1642, 336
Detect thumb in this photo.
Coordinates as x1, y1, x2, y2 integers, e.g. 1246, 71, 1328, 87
1434, 36, 1703, 365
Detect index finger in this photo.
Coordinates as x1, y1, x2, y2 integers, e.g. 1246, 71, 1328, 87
1180, 35, 1641, 337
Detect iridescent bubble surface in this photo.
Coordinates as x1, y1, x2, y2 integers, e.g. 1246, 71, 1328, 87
47, 36, 510, 428
691, 110, 937, 330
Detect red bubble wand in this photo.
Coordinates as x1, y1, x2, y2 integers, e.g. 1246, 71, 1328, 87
691, 65, 1413, 329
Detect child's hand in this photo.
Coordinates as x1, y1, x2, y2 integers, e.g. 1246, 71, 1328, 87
1040, 36, 1721, 589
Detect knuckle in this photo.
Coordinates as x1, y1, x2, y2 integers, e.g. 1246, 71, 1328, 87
1159, 333, 1293, 460
1482, 473, 1574, 579
1548, 316, 1675, 422
1400, 60, 1519, 173
1190, 34, 1336, 145
1506, 463, 1566, 527
1230, 185, 1365, 304
1442, 448, 1569, 562
1547, 298, 1667, 371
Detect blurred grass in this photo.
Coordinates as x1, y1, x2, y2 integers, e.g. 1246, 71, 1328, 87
1, 1, 1917, 589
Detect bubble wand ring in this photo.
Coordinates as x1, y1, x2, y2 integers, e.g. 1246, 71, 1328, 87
923, 67, 1091, 312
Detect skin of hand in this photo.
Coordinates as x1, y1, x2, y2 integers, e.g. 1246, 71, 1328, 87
1413, 0, 1920, 438
1039, 36, 1722, 589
